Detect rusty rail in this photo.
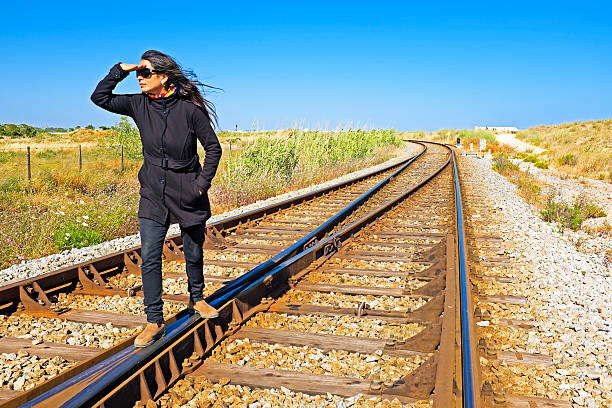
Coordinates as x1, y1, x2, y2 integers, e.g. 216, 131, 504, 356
18, 142, 455, 408
10, 141, 487, 408
451, 148, 480, 408
205, 142, 427, 307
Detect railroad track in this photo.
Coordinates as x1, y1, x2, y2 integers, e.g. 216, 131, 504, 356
0, 143, 422, 405
0, 141, 497, 408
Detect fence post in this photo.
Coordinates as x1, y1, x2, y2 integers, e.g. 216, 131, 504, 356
27, 146, 31, 184
79, 145, 82, 171
121, 145, 124, 171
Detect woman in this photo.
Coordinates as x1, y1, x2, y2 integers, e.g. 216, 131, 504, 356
91, 50, 222, 347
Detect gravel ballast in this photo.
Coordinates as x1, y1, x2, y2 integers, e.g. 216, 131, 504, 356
460, 153, 611, 407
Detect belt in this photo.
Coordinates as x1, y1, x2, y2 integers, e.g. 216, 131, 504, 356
143, 151, 199, 171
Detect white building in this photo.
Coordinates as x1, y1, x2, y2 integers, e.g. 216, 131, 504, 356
475, 126, 519, 133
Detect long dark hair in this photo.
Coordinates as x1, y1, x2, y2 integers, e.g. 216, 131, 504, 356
141, 50, 218, 127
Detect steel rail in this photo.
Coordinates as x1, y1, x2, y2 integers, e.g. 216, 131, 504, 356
236, 144, 451, 300
6, 142, 426, 408
413, 141, 480, 407
20, 142, 451, 408
451, 148, 478, 408
205, 142, 427, 307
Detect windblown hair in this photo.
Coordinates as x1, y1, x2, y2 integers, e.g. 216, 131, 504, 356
141, 50, 218, 127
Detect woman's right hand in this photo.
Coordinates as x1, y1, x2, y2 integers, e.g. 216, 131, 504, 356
119, 63, 145, 72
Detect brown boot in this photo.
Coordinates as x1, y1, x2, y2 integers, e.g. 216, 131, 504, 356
134, 323, 165, 348
192, 300, 219, 319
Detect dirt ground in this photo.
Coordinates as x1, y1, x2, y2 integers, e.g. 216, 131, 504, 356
495, 133, 545, 154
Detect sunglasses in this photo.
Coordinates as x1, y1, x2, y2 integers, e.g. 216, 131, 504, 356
135, 68, 159, 78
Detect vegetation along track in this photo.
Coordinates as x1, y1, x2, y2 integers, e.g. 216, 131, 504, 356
0, 141, 543, 408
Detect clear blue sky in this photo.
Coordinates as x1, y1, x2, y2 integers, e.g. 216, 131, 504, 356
1, 1, 610, 131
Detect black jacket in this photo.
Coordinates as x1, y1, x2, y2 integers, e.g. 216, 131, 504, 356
91, 63, 222, 227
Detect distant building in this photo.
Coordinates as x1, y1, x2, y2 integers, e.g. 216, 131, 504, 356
475, 126, 519, 134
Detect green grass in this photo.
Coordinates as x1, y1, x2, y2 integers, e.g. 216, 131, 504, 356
216, 129, 402, 205
54, 222, 103, 251
434, 128, 497, 143
0, 176, 23, 193
0, 145, 143, 268
414, 128, 512, 155
458, 129, 497, 143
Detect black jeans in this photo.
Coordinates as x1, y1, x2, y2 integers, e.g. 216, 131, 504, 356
139, 216, 206, 324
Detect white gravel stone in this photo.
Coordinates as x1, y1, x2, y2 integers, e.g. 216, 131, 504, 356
461, 153, 611, 406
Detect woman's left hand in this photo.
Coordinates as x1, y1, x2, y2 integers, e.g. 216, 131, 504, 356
120, 63, 146, 72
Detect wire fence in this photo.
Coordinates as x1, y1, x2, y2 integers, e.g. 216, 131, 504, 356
0, 144, 131, 183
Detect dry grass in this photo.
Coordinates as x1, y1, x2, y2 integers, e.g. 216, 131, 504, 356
0, 129, 105, 150
516, 120, 612, 181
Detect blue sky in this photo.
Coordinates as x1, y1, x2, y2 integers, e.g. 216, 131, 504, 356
1, 1, 610, 131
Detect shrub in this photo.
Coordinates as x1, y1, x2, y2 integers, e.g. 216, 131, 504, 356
107, 117, 142, 160
540, 195, 606, 231
0, 123, 40, 138
492, 153, 518, 174
54, 223, 103, 251
514, 152, 537, 163
516, 173, 541, 204
582, 202, 606, 219
512, 152, 548, 169
557, 154, 577, 166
